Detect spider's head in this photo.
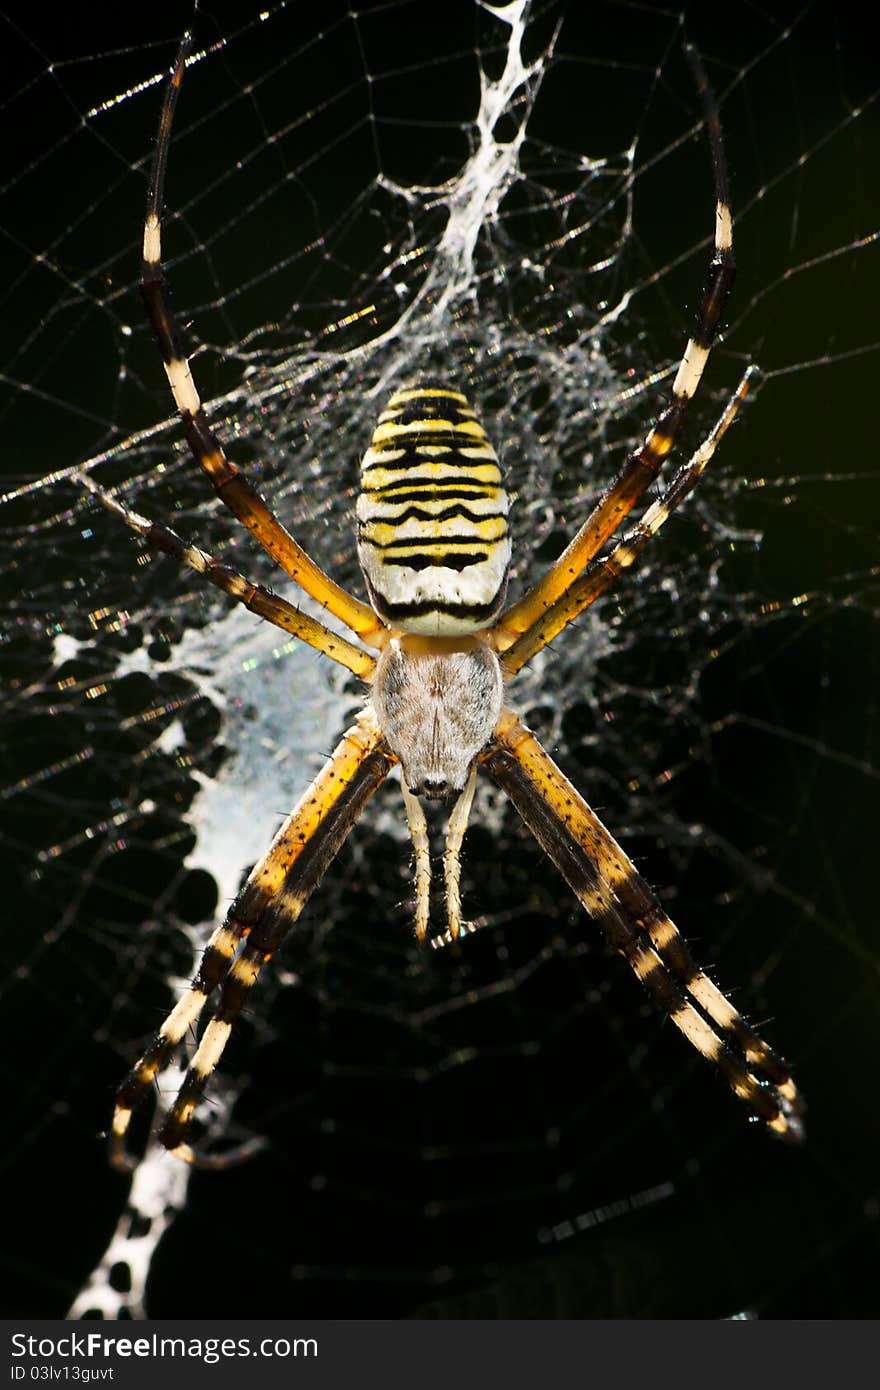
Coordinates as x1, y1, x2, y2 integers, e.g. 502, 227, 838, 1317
372, 636, 503, 800
418, 775, 453, 802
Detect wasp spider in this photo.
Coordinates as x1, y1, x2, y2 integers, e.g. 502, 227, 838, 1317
85, 35, 803, 1169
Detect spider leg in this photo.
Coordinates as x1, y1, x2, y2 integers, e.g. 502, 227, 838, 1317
480, 710, 803, 1140
142, 35, 385, 648
78, 473, 376, 679
490, 43, 734, 652
501, 367, 755, 675
111, 711, 395, 1170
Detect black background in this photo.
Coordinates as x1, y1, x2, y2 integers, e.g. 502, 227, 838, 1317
1, 1, 878, 1320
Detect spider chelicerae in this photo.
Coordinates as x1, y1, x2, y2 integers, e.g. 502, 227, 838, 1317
82, 33, 803, 1169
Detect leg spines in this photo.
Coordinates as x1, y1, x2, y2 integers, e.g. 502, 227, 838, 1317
491, 48, 737, 654
481, 714, 803, 1141
109, 720, 394, 1168
78, 473, 376, 678
500, 370, 755, 675
139, 33, 382, 645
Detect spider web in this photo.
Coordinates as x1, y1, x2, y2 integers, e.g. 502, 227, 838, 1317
1, 0, 878, 1320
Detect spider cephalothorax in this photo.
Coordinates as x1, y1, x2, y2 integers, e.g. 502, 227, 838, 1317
84, 32, 803, 1170
372, 634, 503, 799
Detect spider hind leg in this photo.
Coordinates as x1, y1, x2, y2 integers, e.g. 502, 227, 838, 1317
491, 40, 736, 655
140, 32, 383, 646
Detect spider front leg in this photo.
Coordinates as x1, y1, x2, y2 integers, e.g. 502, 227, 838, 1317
111, 712, 395, 1170
480, 711, 803, 1140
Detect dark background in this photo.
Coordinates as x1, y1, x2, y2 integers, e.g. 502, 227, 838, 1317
1, 1, 878, 1319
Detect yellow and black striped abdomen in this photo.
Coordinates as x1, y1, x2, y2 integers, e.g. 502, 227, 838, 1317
356, 387, 510, 635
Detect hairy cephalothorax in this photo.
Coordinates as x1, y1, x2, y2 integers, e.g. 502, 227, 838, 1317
371, 637, 504, 799
81, 32, 802, 1170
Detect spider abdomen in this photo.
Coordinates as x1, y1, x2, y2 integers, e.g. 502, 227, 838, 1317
356, 386, 511, 635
